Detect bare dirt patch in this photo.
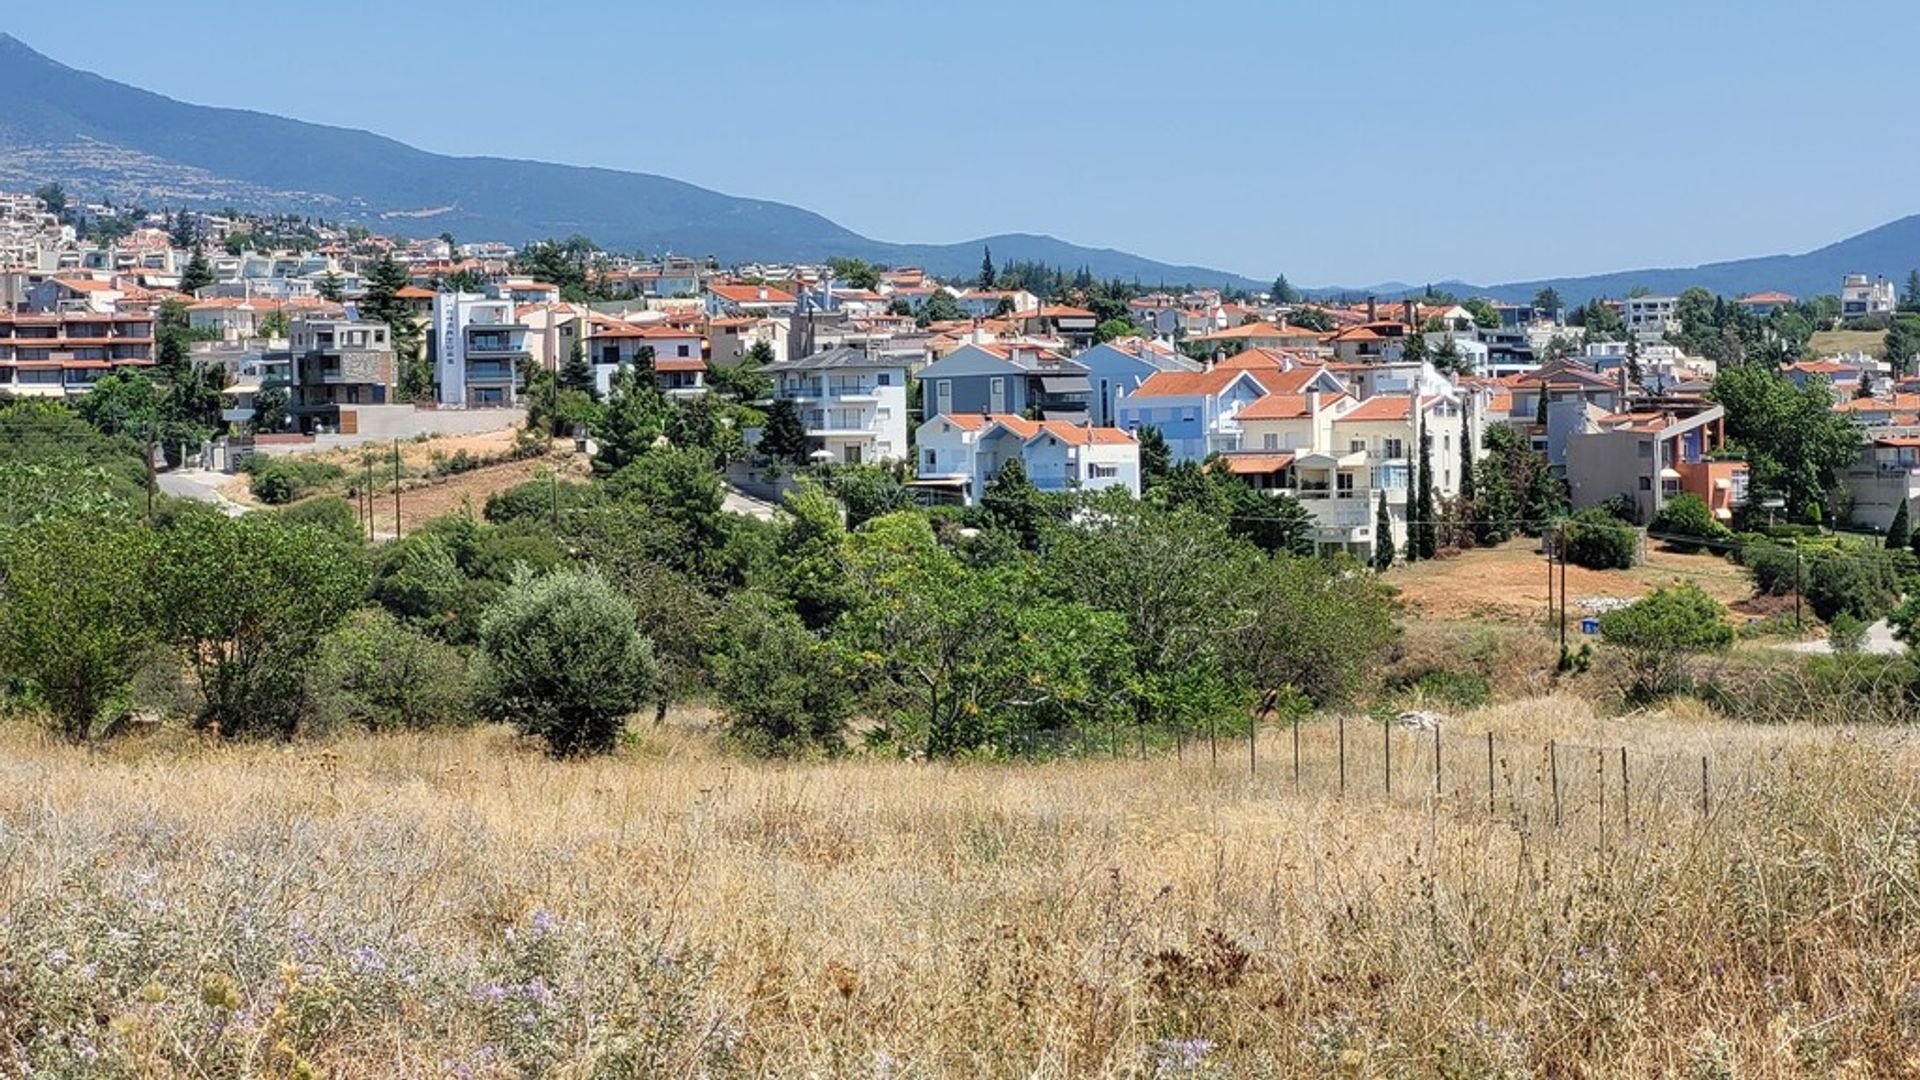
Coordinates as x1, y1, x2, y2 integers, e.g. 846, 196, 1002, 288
1388, 537, 1753, 624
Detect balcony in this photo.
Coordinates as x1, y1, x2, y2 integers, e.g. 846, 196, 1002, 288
466, 363, 518, 383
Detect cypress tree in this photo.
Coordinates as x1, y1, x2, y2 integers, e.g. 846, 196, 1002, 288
1373, 489, 1394, 572
1459, 405, 1476, 505
1415, 411, 1438, 559
1889, 498, 1912, 551
1404, 414, 1423, 564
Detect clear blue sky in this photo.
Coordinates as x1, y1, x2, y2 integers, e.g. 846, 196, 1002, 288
9, 0, 1918, 286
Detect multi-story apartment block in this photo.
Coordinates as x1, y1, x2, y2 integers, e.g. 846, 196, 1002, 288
1621, 295, 1680, 343
1841, 274, 1897, 320
1564, 400, 1745, 524
268, 317, 398, 431
431, 293, 529, 407
761, 345, 911, 464
0, 311, 155, 399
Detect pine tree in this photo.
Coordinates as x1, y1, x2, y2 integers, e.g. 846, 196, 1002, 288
758, 399, 810, 466
1272, 274, 1300, 305
1373, 490, 1394, 572
559, 336, 597, 399
1889, 498, 1912, 551
593, 363, 670, 475
316, 270, 344, 302
978, 246, 995, 291
179, 249, 214, 295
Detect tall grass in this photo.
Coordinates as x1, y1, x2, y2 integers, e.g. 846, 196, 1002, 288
2, 697, 1917, 1077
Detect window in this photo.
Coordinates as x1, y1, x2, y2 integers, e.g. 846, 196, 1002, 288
1354, 438, 1370, 455
924, 449, 937, 469
1263, 433, 1279, 450
1183, 408, 1197, 422
677, 344, 690, 357
877, 372, 891, 386
936, 380, 952, 412
1638, 476, 1652, 491
1089, 464, 1118, 479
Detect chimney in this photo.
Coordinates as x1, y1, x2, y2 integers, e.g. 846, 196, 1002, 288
1367, 295, 1378, 322
1307, 388, 1322, 416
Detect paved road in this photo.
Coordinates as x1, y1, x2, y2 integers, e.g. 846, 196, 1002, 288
155, 468, 250, 516
1782, 618, 1903, 656
723, 486, 779, 521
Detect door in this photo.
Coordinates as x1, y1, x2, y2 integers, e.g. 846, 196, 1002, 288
989, 377, 1006, 414
843, 444, 862, 465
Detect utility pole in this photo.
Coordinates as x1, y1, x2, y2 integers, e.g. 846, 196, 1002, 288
392, 438, 402, 540
1792, 539, 1802, 631
1558, 520, 1569, 653
143, 419, 157, 522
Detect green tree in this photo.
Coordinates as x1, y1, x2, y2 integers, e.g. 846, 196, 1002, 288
1285, 305, 1335, 332
178, 249, 215, 295
841, 520, 1131, 757
1095, 318, 1139, 343
1709, 364, 1859, 521
1884, 313, 1920, 374
0, 518, 161, 742
1137, 425, 1173, 492
1462, 297, 1500, 329
1891, 498, 1913, 551
711, 589, 853, 755
1231, 553, 1398, 710
359, 253, 427, 398
1410, 414, 1437, 560
316, 270, 345, 302
1904, 271, 1920, 312
827, 257, 881, 291
1532, 287, 1562, 316
309, 608, 471, 732
776, 478, 857, 631
1458, 408, 1476, 505
826, 465, 913, 529
593, 363, 670, 475
477, 568, 657, 756
1599, 582, 1733, 701
757, 398, 810, 466
978, 245, 996, 291
33, 182, 66, 217
559, 336, 598, 399
915, 289, 968, 327
1372, 490, 1394, 572
1649, 493, 1732, 553
606, 444, 727, 551
250, 386, 290, 433
1562, 507, 1637, 570
156, 513, 367, 738
981, 459, 1045, 549
1271, 275, 1300, 304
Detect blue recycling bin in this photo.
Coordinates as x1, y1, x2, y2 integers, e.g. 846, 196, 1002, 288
1580, 618, 1600, 635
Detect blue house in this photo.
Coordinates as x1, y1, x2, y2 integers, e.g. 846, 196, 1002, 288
916, 343, 1091, 421
1072, 339, 1203, 427
1113, 367, 1272, 461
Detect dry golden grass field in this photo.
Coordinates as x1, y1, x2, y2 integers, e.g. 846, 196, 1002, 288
1809, 329, 1887, 359
4, 698, 1919, 1077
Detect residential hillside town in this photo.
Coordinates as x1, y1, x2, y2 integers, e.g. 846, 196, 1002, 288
4, 186, 1918, 560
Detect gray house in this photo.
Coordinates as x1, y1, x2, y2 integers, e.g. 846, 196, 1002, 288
915, 343, 1091, 421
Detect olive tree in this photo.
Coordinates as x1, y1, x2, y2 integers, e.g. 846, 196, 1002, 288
0, 518, 161, 742
476, 568, 657, 756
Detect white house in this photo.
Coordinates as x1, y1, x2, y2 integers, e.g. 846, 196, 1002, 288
430, 292, 529, 407
1622, 295, 1680, 343
914, 412, 1139, 503
761, 345, 910, 464
1842, 274, 1897, 320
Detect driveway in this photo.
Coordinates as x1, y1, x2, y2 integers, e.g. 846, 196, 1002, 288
723, 485, 779, 522
156, 468, 250, 516
1782, 618, 1904, 656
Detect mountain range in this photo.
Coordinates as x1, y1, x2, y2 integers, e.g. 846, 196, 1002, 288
0, 33, 1264, 289
1, 30, 1914, 305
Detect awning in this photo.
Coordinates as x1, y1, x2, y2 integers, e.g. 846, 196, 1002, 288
1714, 478, 1731, 490
1714, 508, 1733, 520
1040, 375, 1091, 394
1659, 467, 1682, 480
1219, 453, 1295, 475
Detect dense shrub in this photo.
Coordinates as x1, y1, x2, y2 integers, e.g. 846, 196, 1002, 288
1828, 613, 1868, 654
477, 569, 657, 756
1562, 507, 1637, 570
711, 590, 853, 755
310, 609, 472, 732
276, 496, 363, 542
1649, 493, 1732, 553
248, 457, 344, 505
1600, 582, 1734, 701
1804, 547, 1903, 623
483, 476, 603, 525
1736, 538, 1806, 595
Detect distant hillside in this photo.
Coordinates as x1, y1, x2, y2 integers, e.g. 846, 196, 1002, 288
0, 33, 1265, 289
1329, 221, 1920, 307
1472, 217, 1920, 305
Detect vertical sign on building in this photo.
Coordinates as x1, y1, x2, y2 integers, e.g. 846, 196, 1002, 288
434, 292, 465, 406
